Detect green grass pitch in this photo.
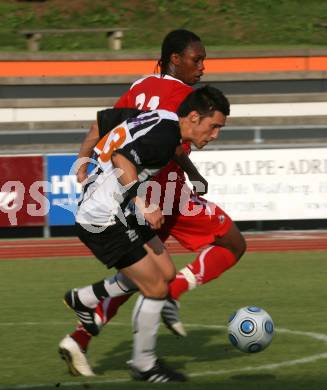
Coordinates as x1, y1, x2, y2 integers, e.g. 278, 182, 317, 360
1, 251, 327, 389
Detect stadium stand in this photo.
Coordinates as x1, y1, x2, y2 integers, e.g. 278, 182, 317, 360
0, 87, 326, 153
19, 28, 128, 51
0, 50, 326, 235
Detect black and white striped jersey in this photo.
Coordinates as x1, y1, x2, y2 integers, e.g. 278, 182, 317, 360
76, 109, 181, 226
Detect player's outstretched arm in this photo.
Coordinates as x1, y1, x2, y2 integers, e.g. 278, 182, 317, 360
173, 146, 208, 195
76, 122, 100, 183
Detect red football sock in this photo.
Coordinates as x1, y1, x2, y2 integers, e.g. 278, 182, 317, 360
70, 295, 132, 351
102, 294, 132, 324
70, 324, 92, 352
169, 245, 237, 300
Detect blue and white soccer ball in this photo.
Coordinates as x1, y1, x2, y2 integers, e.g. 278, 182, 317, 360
227, 306, 274, 353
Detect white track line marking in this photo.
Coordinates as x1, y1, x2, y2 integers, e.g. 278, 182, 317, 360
1, 323, 327, 389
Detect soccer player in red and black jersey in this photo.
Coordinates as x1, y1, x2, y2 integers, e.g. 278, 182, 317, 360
59, 29, 246, 377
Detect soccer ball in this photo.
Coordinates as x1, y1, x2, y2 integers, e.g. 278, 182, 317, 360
227, 306, 274, 353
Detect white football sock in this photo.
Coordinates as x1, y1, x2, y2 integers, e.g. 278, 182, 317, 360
104, 272, 138, 296
77, 285, 99, 308
132, 295, 166, 371
77, 272, 138, 308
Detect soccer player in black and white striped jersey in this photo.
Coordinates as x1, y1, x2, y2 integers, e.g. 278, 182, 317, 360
64, 86, 230, 382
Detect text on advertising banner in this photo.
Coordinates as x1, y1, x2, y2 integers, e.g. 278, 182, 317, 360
47, 154, 82, 226
190, 147, 327, 221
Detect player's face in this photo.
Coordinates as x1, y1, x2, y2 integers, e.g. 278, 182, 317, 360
173, 41, 206, 85
191, 111, 226, 149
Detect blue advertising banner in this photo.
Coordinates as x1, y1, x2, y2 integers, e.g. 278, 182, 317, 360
47, 154, 82, 226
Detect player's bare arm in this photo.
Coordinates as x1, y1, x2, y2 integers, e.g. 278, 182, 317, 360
173, 145, 208, 195
111, 152, 164, 230
76, 122, 100, 183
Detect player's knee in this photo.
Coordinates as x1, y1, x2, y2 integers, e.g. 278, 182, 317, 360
163, 263, 176, 283
142, 279, 169, 299
235, 234, 247, 260
226, 224, 247, 261
213, 226, 247, 261
153, 252, 177, 283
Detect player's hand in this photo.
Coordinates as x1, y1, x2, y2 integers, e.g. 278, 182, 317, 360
76, 165, 88, 184
143, 205, 165, 230
134, 197, 164, 229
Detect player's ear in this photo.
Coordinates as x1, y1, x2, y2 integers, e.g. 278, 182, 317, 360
170, 53, 181, 66
190, 111, 200, 123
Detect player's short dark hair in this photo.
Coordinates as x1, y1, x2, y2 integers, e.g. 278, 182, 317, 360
177, 85, 230, 118
158, 29, 201, 75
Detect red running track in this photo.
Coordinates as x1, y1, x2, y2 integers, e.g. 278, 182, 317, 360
0, 231, 327, 260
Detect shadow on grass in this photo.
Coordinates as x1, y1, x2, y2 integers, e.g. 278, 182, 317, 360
94, 327, 238, 374
87, 328, 327, 389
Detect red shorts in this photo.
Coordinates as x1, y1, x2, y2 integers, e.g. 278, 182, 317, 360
157, 194, 232, 252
